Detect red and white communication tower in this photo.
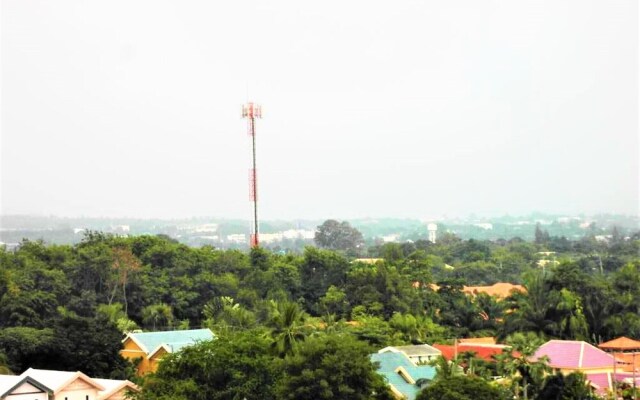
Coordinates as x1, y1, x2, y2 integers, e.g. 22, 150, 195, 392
242, 102, 262, 248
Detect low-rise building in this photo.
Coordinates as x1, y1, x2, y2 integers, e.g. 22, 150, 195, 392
378, 345, 442, 364
371, 351, 436, 400
532, 340, 618, 374
0, 375, 50, 400
0, 368, 138, 400
121, 328, 215, 375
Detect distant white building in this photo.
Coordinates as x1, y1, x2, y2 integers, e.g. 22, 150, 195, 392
112, 225, 130, 233
192, 224, 218, 233
381, 234, 400, 243
226, 234, 247, 244
260, 233, 284, 244
427, 223, 438, 243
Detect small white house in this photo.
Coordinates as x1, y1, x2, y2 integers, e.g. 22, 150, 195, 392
0, 369, 139, 400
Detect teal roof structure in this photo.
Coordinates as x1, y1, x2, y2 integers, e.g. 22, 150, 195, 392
371, 352, 436, 400
127, 329, 214, 355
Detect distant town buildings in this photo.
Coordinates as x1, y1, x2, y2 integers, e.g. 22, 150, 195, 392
382, 234, 401, 243
473, 223, 493, 230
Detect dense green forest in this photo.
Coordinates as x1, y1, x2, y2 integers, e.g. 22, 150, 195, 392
0, 226, 639, 399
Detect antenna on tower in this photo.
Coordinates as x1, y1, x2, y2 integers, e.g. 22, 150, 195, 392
242, 102, 262, 248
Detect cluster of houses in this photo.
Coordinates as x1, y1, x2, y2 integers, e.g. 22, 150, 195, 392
370, 337, 640, 399
0, 329, 215, 400
2, 319, 639, 399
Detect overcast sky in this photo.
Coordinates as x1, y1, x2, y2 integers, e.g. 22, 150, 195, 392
1, 0, 638, 220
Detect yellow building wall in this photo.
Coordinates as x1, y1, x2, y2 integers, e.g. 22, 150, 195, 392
120, 338, 153, 376
148, 347, 169, 373
557, 366, 617, 374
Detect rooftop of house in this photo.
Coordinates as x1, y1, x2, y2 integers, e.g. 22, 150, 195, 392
19, 368, 103, 393
433, 343, 512, 362
586, 372, 640, 396
461, 283, 526, 299
93, 378, 139, 400
124, 328, 214, 355
0, 375, 52, 399
379, 344, 442, 357
533, 340, 617, 370
371, 351, 436, 400
0, 375, 21, 396
0, 369, 139, 399
599, 336, 640, 351
425, 282, 525, 299
458, 337, 496, 345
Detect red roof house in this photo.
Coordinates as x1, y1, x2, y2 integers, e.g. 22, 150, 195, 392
433, 343, 514, 362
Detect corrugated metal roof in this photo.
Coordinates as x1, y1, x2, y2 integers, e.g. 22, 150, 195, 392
371, 352, 436, 400
391, 344, 441, 357
126, 329, 214, 354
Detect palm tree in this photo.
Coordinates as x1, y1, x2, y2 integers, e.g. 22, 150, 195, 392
555, 288, 589, 340
429, 355, 462, 381
497, 332, 549, 400
502, 272, 557, 337
142, 303, 174, 330
268, 301, 308, 357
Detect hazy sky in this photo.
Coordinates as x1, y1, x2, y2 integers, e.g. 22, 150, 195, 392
1, 0, 638, 220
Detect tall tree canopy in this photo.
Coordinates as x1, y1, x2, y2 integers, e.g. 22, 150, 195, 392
314, 219, 365, 254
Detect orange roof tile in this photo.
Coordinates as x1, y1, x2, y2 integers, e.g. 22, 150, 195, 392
462, 283, 526, 299
599, 337, 640, 351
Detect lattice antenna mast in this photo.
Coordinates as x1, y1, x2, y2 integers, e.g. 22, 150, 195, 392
242, 102, 262, 247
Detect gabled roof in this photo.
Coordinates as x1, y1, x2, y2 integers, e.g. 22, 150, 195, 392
599, 337, 640, 351
379, 344, 441, 357
533, 340, 616, 370
0, 375, 20, 395
93, 378, 140, 400
371, 352, 436, 400
123, 329, 214, 355
0, 375, 52, 398
19, 368, 104, 394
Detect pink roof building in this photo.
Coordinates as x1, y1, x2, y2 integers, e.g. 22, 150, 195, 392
533, 340, 620, 373
586, 372, 640, 396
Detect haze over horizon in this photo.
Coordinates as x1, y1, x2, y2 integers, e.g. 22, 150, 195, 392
2, 1, 638, 220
